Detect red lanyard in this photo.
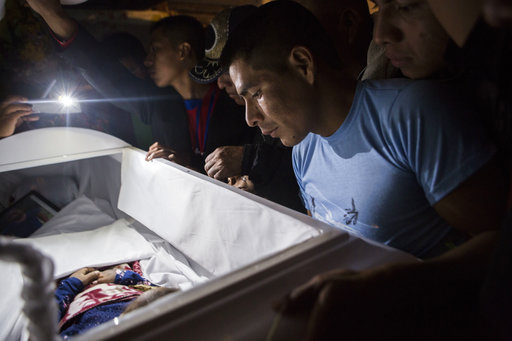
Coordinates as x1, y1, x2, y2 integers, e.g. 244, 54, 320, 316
194, 85, 219, 154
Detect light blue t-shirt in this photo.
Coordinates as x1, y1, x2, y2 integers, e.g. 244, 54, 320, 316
293, 79, 495, 257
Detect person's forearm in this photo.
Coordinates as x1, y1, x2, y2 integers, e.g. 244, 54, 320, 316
379, 231, 498, 336
37, 7, 77, 40
425, 230, 498, 279
381, 230, 497, 282
55, 277, 83, 317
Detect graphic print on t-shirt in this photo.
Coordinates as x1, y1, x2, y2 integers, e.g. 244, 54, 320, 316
310, 195, 362, 237
343, 198, 358, 225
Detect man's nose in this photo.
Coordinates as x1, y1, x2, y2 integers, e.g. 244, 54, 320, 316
373, 7, 403, 46
245, 102, 262, 127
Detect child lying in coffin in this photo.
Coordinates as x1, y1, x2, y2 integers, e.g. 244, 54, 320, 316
56, 262, 179, 338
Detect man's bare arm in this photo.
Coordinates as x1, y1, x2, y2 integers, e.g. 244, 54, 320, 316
434, 157, 507, 236
279, 230, 498, 340
26, 0, 77, 40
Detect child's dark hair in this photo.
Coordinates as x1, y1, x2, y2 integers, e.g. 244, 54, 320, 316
151, 15, 205, 60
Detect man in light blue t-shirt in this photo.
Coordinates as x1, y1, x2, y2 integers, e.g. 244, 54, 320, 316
293, 78, 494, 257
221, 1, 506, 258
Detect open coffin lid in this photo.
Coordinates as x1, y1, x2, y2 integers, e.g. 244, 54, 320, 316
0, 127, 130, 173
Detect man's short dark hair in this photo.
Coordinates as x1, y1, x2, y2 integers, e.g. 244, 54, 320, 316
220, 0, 340, 72
151, 15, 205, 60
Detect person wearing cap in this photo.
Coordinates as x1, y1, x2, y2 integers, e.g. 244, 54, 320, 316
203, 0, 374, 211
221, 1, 505, 339
194, 5, 305, 212
25, 0, 255, 173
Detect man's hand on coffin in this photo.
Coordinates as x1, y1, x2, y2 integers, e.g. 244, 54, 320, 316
204, 146, 244, 181
0, 96, 38, 138
145, 142, 191, 167
69, 267, 100, 286
275, 264, 422, 340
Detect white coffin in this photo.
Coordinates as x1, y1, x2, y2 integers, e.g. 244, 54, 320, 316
0, 127, 416, 340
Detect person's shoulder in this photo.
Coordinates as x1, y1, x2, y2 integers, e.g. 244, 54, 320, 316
362, 77, 463, 94
356, 78, 419, 111
365, 78, 468, 112
361, 77, 417, 91
292, 133, 317, 172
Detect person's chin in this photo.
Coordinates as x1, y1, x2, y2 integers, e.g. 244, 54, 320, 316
279, 136, 297, 147
401, 67, 433, 80
150, 75, 165, 87
154, 79, 166, 87
282, 132, 308, 147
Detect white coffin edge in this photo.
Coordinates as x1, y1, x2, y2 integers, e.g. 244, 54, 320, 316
0, 127, 130, 172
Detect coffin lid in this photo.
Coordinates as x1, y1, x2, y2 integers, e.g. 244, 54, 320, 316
0, 127, 130, 172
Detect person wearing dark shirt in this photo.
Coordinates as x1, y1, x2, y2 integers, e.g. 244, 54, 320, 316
192, 6, 305, 212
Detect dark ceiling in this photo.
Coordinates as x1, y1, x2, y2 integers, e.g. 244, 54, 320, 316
0, 0, 267, 96
67, 0, 263, 23
60, 0, 267, 44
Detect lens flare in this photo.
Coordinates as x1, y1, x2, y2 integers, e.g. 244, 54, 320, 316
58, 95, 75, 107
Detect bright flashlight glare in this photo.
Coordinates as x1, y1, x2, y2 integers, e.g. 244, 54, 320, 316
58, 95, 75, 107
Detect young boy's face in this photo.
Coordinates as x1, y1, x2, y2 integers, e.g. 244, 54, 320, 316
372, 0, 450, 79
229, 58, 316, 147
144, 29, 185, 87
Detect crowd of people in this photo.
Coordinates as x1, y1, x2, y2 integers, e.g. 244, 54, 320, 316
1, 0, 511, 339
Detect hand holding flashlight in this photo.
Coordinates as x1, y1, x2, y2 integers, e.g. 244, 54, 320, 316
0, 95, 39, 138
26, 95, 82, 114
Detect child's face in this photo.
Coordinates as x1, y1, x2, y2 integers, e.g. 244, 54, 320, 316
228, 175, 255, 193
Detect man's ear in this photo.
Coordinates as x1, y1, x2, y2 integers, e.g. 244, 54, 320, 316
338, 8, 362, 45
178, 42, 192, 60
288, 46, 315, 85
